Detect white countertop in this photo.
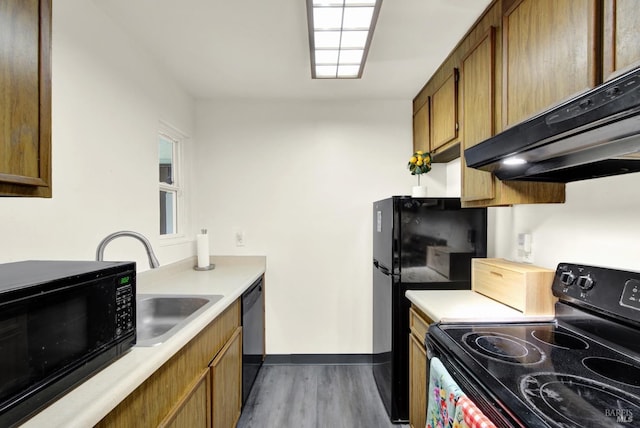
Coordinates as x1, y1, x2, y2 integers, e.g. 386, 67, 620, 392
22, 255, 266, 428
405, 290, 554, 323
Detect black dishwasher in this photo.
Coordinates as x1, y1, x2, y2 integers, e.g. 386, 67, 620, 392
241, 277, 264, 404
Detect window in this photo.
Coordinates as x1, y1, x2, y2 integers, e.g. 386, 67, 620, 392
159, 131, 180, 236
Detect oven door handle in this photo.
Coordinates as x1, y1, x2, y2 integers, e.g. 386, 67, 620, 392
425, 335, 435, 360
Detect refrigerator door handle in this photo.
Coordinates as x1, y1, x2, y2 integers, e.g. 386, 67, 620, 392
378, 264, 392, 276
373, 259, 398, 278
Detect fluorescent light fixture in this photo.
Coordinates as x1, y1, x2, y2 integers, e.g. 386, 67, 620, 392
503, 157, 527, 166
306, 0, 382, 79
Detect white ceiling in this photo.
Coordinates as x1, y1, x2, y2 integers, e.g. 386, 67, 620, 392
96, 0, 492, 100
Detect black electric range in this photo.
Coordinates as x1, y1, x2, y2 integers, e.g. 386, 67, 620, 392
427, 262, 640, 428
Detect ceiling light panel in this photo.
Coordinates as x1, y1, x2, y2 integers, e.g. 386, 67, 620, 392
340, 31, 368, 49
313, 8, 343, 29
314, 31, 341, 49
338, 49, 364, 64
307, 0, 382, 79
342, 7, 374, 29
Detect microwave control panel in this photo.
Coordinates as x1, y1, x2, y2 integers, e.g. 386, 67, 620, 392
115, 282, 134, 337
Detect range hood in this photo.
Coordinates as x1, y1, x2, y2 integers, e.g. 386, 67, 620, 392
464, 67, 640, 183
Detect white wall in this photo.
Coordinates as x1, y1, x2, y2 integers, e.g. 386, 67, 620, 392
489, 172, 640, 271
0, 0, 196, 269
194, 99, 451, 354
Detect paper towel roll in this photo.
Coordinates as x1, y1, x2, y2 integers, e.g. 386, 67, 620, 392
196, 233, 210, 268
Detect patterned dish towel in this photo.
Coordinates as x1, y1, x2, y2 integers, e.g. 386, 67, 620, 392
426, 357, 465, 428
426, 357, 497, 428
453, 396, 497, 428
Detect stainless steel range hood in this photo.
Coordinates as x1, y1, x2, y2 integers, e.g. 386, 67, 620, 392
464, 67, 640, 183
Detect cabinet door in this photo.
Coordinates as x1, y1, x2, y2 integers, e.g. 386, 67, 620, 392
461, 28, 496, 202
412, 99, 430, 154
503, 0, 598, 127
409, 307, 431, 428
409, 333, 427, 428
159, 369, 211, 428
211, 327, 242, 428
0, 0, 52, 197
430, 69, 458, 151
603, 0, 640, 80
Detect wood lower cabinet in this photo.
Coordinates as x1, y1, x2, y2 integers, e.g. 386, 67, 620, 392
409, 306, 433, 428
603, 0, 640, 80
0, 0, 52, 197
96, 299, 241, 428
211, 327, 242, 428
159, 369, 210, 428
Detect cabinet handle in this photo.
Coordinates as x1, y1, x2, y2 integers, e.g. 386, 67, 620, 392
490, 271, 504, 277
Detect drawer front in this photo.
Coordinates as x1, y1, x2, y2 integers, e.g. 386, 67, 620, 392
410, 307, 432, 340
472, 262, 526, 311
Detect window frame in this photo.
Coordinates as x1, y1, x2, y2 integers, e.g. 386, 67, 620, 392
158, 122, 187, 240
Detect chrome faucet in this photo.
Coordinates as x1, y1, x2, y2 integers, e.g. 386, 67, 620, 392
96, 231, 160, 268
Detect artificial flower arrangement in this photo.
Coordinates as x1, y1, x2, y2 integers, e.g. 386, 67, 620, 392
407, 150, 432, 185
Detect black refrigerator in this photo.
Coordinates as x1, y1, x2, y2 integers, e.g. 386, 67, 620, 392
372, 197, 487, 423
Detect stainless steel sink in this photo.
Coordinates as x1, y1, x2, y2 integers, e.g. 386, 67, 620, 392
135, 294, 223, 347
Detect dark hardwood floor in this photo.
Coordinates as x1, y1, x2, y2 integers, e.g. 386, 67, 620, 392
237, 364, 409, 428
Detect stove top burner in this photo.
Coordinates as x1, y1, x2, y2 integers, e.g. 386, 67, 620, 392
531, 330, 589, 350
583, 357, 640, 388
520, 372, 640, 427
462, 331, 545, 365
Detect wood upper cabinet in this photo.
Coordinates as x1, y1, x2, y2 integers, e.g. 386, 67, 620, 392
502, 0, 599, 127
430, 69, 458, 151
459, 11, 565, 207
461, 28, 496, 203
603, 0, 640, 81
412, 99, 430, 154
0, 0, 52, 197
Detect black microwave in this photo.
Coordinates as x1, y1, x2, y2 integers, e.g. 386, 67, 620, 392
0, 260, 136, 427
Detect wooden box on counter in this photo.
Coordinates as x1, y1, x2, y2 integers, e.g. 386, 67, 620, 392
472, 258, 556, 315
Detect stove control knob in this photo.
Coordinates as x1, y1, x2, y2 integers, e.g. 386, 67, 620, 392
560, 270, 576, 286
577, 274, 595, 290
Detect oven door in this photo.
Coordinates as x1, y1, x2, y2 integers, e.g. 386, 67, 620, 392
426, 329, 526, 428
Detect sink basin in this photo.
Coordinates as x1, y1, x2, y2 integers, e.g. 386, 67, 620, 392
135, 294, 223, 347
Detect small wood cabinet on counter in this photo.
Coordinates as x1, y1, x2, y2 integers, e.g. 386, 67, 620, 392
472, 258, 556, 315
96, 299, 242, 428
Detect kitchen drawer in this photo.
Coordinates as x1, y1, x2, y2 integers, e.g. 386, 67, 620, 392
410, 306, 433, 340
472, 258, 556, 315
426, 246, 474, 280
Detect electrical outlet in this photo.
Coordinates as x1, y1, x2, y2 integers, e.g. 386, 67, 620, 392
235, 230, 245, 247
517, 233, 533, 263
